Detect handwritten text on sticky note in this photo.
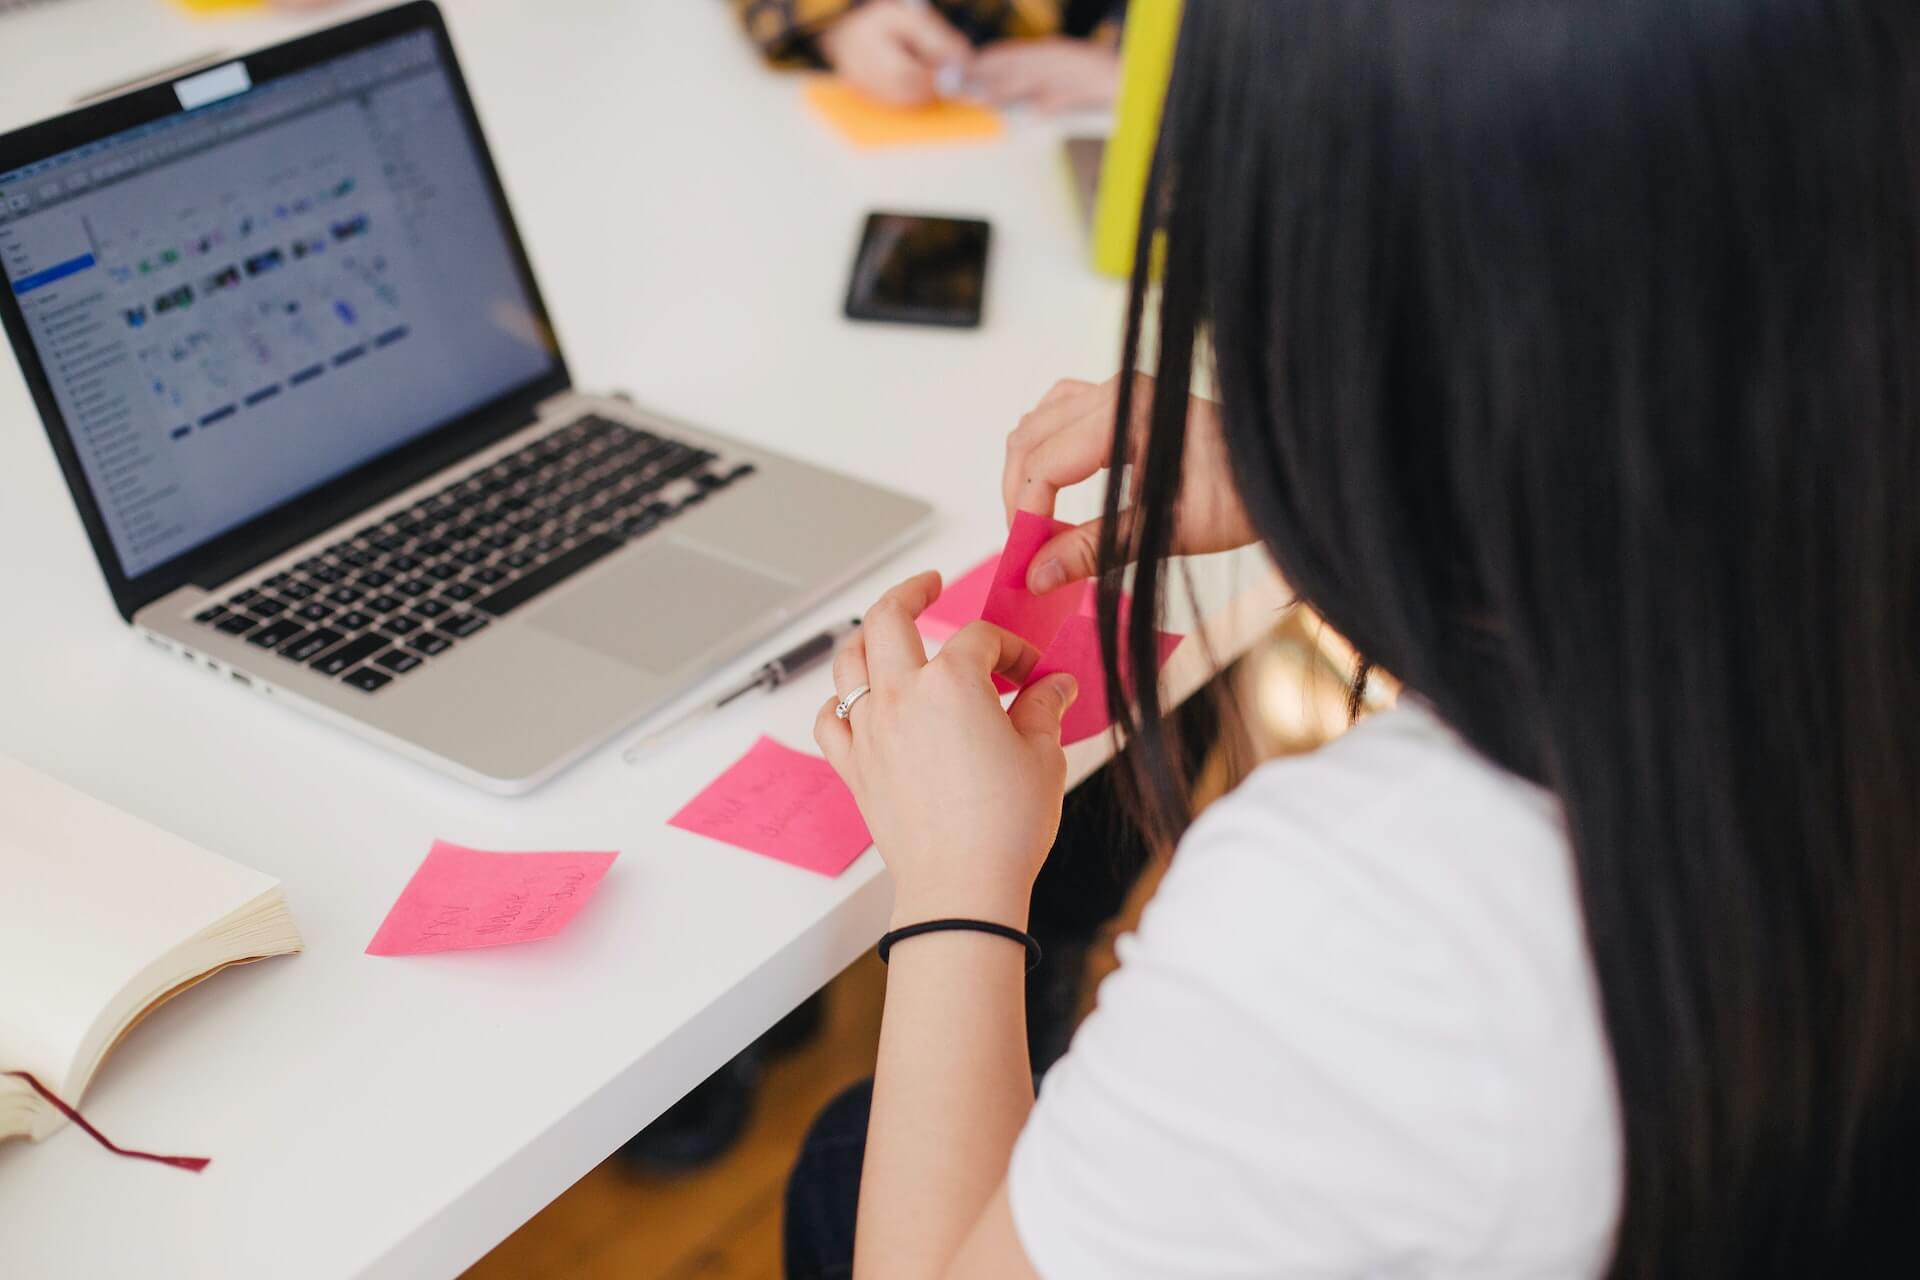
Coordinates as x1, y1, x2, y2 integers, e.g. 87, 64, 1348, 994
365, 842, 618, 956
669, 737, 873, 877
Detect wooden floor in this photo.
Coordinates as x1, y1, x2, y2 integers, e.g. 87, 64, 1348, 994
465, 954, 887, 1280
465, 612, 1361, 1280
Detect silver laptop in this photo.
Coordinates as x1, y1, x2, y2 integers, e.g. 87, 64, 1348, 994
0, 3, 930, 794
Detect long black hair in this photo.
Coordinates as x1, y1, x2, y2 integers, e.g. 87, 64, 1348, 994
1100, 1, 1920, 1272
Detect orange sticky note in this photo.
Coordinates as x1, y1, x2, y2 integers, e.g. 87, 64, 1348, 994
803, 78, 1003, 148
173, 0, 265, 13
670, 737, 873, 877
366, 841, 619, 956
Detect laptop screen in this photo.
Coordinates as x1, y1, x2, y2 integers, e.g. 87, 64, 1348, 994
0, 29, 558, 579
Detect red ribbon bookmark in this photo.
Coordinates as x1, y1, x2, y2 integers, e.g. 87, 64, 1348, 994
5, 1071, 210, 1172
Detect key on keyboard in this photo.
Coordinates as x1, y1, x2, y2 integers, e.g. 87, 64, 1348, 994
193, 414, 753, 691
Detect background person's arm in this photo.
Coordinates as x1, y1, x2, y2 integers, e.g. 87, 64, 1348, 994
817, 1, 974, 105
735, 0, 977, 105
734, 0, 863, 64
970, 36, 1122, 112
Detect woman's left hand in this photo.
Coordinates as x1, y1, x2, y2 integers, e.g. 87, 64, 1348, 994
815, 571, 1080, 930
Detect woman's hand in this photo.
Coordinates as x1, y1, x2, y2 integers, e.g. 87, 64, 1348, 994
815, 572, 1079, 930
1003, 372, 1258, 593
816, 0, 973, 107
970, 38, 1120, 113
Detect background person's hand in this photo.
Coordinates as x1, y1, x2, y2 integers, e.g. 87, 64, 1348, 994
1003, 372, 1258, 594
815, 572, 1077, 929
816, 0, 973, 107
969, 38, 1120, 113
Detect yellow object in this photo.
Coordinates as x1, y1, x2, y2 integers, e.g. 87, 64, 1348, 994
802, 78, 1003, 149
1091, 0, 1183, 277
173, 0, 264, 13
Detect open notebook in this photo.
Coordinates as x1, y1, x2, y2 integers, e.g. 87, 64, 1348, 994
0, 757, 302, 1145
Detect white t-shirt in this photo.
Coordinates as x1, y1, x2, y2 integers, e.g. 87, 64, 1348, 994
1008, 698, 1623, 1277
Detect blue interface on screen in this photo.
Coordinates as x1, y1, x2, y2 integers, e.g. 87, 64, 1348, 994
0, 31, 555, 579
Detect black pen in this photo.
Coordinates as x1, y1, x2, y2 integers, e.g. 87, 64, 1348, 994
620, 618, 863, 763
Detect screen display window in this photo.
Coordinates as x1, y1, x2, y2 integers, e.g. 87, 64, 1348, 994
0, 30, 556, 578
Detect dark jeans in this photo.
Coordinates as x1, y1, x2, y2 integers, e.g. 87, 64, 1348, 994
783, 679, 1227, 1277
784, 1079, 874, 1280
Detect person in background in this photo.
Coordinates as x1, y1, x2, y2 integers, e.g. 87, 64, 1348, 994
784, 0, 1920, 1275
733, 0, 1127, 111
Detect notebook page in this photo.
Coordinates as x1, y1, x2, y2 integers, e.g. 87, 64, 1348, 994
0, 758, 277, 1091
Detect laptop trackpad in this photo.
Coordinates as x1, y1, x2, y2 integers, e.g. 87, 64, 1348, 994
528, 541, 791, 675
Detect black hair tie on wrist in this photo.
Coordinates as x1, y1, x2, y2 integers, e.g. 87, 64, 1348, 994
878, 918, 1043, 972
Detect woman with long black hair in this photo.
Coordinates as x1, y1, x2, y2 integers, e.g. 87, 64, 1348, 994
786, 0, 1920, 1274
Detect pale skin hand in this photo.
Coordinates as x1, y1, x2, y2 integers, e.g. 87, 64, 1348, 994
817, 0, 974, 107
812, 572, 1069, 1279
970, 38, 1121, 113
804, 378, 1252, 1277
1003, 372, 1258, 594
815, 571, 1074, 928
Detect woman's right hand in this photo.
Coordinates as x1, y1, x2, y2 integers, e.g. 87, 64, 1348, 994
816, 0, 973, 107
1002, 372, 1257, 594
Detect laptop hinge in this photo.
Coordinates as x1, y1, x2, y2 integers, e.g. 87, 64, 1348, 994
537, 387, 598, 419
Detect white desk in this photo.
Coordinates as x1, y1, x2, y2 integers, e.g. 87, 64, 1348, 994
0, 2, 1276, 1276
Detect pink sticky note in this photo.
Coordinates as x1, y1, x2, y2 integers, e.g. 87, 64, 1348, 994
366, 841, 619, 956
918, 554, 998, 642
981, 512, 1087, 691
669, 736, 873, 876
1075, 585, 1154, 630
1029, 615, 1183, 746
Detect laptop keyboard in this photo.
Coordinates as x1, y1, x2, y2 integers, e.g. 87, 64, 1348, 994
189, 413, 755, 693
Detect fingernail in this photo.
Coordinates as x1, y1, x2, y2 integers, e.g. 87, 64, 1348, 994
1054, 674, 1078, 707
1030, 559, 1066, 594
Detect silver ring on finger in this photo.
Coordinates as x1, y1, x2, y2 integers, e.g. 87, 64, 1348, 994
834, 684, 872, 721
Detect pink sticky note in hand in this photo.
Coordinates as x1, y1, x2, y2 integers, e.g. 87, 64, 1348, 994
918, 554, 999, 643
366, 841, 619, 956
669, 736, 873, 876
1029, 614, 1183, 746
981, 512, 1087, 691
